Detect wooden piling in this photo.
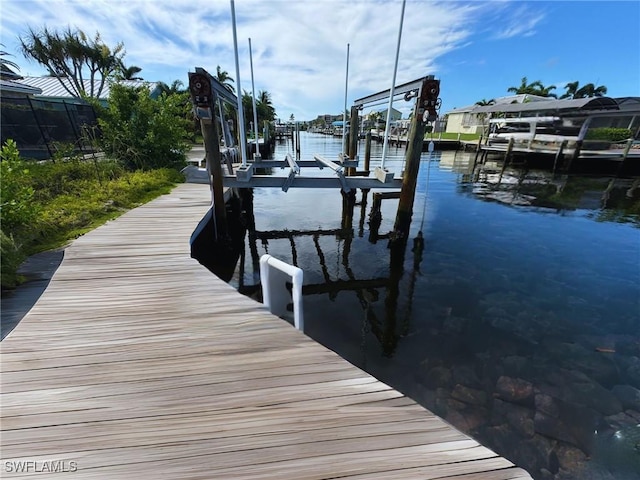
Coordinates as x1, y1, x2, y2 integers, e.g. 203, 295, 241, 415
622, 138, 633, 162
504, 137, 514, 164
566, 139, 583, 172
348, 105, 360, 176
614, 139, 634, 177
552, 140, 567, 174
473, 136, 483, 167
601, 178, 615, 207
497, 138, 514, 185
358, 189, 370, 237
200, 105, 228, 238
364, 131, 372, 174
341, 190, 357, 230
392, 77, 439, 243
368, 190, 399, 242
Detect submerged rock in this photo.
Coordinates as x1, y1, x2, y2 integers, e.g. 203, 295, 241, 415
451, 383, 488, 406
496, 375, 534, 404
534, 398, 599, 454
492, 398, 535, 438
612, 384, 640, 411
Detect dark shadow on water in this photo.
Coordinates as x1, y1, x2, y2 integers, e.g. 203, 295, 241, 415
190, 191, 250, 283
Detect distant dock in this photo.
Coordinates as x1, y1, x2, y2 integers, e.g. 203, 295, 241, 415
1, 183, 531, 479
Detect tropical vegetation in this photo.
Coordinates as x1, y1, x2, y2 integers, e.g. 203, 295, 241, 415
585, 127, 632, 142
215, 65, 235, 93
19, 26, 125, 98
93, 83, 192, 171
241, 89, 276, 135
0, 139, 183, 288
118, 62, 143, 80
2, 25, 283, 288
505, 77, 609, 100
3, 27, 197, 288
507, 77, 557, 98
559, 81, 608, 99
157, 79, 187, 96
0, 45, 20, 72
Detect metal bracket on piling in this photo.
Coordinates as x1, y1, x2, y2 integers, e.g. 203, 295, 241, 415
338, 153, 358, 166
314, 154, 350, 192
236, 163, 254, 182
374, 166, 394, 183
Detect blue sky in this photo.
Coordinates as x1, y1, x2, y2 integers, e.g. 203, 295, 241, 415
2, 0, 639, 121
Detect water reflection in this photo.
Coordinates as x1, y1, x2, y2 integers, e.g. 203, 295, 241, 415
461, 153, 640, 226
238, 185, 424, 358
230, 134, 640, 480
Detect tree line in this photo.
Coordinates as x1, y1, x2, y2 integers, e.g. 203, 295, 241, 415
476, 77, 609, 106
3, 26, 277, 134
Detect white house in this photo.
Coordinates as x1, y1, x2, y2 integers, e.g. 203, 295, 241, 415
444, 95, 548, 134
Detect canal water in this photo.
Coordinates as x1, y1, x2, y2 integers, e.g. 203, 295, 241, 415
230, 132, 640, 480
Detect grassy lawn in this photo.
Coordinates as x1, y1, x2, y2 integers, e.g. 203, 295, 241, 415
426, 132, 481, 141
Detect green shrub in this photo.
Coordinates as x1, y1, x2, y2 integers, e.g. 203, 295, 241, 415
0, 139, 39, 231
1, 230, 25, 288
96, 85, 192, 171
1, 139, 183, 289
585, 128, 632, 143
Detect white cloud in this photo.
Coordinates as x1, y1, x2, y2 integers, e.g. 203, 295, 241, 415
492, 4, 545, 39
1, 0, 537, 120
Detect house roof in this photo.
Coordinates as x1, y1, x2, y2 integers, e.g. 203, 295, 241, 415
378, 107, 402, 114
0, 79, 42, 95
1, 65, 23, 80
473, 96, 619, 114
614, 97, 640, 112
16, 76, 159, 99
448, 94, 549, 114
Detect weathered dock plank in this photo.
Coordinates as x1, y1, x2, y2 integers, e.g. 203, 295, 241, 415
0, 183, 531, 479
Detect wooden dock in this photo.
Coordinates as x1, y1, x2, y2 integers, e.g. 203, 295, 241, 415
1, 183, 531, 479
478, 142, 640, 161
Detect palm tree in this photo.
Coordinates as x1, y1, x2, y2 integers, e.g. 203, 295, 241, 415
537, 84, 557, 98
368, 111, 383, 132
575, 83, 608, 99
473, 99, 495, 135
0, 45, 21, 77
507, 77, 539, 95
157, 79, 186, 96
258, 90, 272, 107
119, 63, 143, 80
215, 65, 235, 93
19, 26, 124, 98
560, 81, 580, 99
257, 90, 275, 122
507, 77, 557, 98
560, 81, 608, 99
